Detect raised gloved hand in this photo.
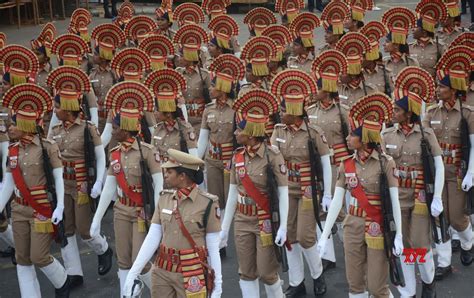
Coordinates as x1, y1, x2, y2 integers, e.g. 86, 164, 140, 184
393, 233, 404, 257
51, 206, 64, 225
462, 172, 473, 192
316, 238, 328, 256
90, 180, 103, 199
431, 195, 444, 217
274, 227, 287, 247
219, 230, 228, 249
322, 194, 332, 212
89, 219, 101, 238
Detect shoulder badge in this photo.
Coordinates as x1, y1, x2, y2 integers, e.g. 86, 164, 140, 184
188, 131, 196, 141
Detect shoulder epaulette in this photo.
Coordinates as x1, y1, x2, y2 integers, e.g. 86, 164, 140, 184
110, 145, 121, 152
140, 142, 154, 149
8, 141, 19, 148
160, 189, 175, 195
199, 190, 218, 202
267, 144, 280, 154
42, 138, 55, 144
462, 104, 474, 112
381, 126, 396, 135
274, 123, 287, 129
52, 123, 62, 129
426, 104, 439, 112
234, 146, 245, 153
205, 102, 216, 107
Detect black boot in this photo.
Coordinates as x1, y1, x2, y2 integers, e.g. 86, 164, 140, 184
103, 0, 112, 18
434, 266, 452, 280
55, 276, 71, 298
451, 239, 461, 252
98, 247, 113, 275
421, 281, 436, 298
0, 246, 14, 257
68, 275, 84, 289
111, 0, 118, 17
219, 247, 226, 258
285, 280, 306, 297
460, 247, 473, 266
313, 274, 327, 296
322, 259, 336, 272
315, 0, 325, 12
11, 248, 16, 266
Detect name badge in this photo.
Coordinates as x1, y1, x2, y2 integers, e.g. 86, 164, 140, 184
308, 115, 318, 119
235, 162, 245, 167
162, 208, 173, 215
345, 173, 356, 177
430, 121, 441, 125
90, 79, 99, 83
110, 159, 118, 165
386, 144, 397, 149
153, 136, 162, 140
52, 135, 61, 140
276, 138, 286, 143
0, 113, 8, 118
208, 114, 215, 118
339, 95, 348, 100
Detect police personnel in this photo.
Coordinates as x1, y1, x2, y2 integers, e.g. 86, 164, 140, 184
270, 70, 331, 296
220, 90, 289, 297
317, 93, 404, 298
382, 67, 444, 297
0, 84, 71, 297
123, 148, 222, 298
318, 0, 349, 54
287, 12, 319, 74
90, 82, 164, 296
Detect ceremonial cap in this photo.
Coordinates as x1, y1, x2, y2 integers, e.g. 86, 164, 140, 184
115, 2, 135, 28
162, 148, 205, 170
31, 23, 56, 59
449, 32, 474, 48
138, 35, 174, 71
69, 8, 92, 44
124, 16, 158, 44
1, 44, 39, 86
275, 0, 305, 24
270, 69, 317, 116
436, 45, 473, 92
444, 0, 461, 17
0, 32, 6, 49
381, 7, 416, 45
321, 1, 350, 34
47, 65, 91, 94
208, 15, 239, 50
144, 69, 186, 112
201, 0, 229, 18
111, 48, 151, 82
360, 21, 387, 61
344, 0, 373, 22
289, 12, 320, 48
209, 54, 245, 93
173, 24, 209, 62
51, 33, 89, 67
415, 0, 448, 33
233, 89, 279, 137
105, 81, 154, 131
312, 49, 348, 92
91, 23, 125, 61
244, 8, 277, 36
335, 32, 370, 75
349, 92, 392, 144
173, 3, 205, 26
240, 36, 278, 77
394, 66, 435, 116
261, 25, 292, 62
2, 83, 51, 133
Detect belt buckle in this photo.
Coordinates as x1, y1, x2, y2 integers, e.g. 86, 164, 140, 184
443, 149, 451, 156
171, 252, 180, 264
65, 167, 75, 175
399, 170, 407, 179
244, 197, 253, 205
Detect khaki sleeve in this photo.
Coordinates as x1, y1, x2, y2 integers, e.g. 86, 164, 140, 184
86, 90, 98, 108
385, 158, 399, 188
335, 162, 346, 188
145, 112, 156, 127
466, 109, 474, 135
206, 200, 221, 233
88, 124, 102, 146
47, 142, 63, 169
151, 200, 162, 224
146, 147, 162, 175
312, 128, 330, 156
271, 151, 288, 187
201, 108, 210, 130
204, 71, 211, 90
426, 129, 442, 157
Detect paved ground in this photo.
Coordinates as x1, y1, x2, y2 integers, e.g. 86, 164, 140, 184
0, 1, 473, 297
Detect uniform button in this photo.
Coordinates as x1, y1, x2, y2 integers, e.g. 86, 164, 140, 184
174, 230, 178, 234
125, 156, 128, 159
64, 149, 67, 152
25, 153, 28, 156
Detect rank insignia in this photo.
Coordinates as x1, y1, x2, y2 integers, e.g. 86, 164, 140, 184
280, 164, 287, 174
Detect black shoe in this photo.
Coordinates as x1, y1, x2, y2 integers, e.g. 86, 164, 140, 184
434, 266, 452, 280
11, 249, 16, 266
451, 239, 461, 252
285, 280, 306, 297
421, 281, 436, 298
460, 247, 473, 266
68, 275, 83, 289
322, 259, 336, 272
55, 276, 71, 298
98, 248, 113, 275
0, 246, 14, 258
313, 274, 327, 296
219, 248, 226, 258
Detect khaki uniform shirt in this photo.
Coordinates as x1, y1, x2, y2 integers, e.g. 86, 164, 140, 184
151, 187, 221, 249
383, 55, 419, 84
153, 28, 176, 40
466, 87, 474, 106
50, 118, 102, 162
237, 81, 268, 98
287, 54, 314, 74
363, 66, 394, 94
409, 39, 446, 78
338, 81, 377, 107
271, 123, 330, 195
6, 136, 63, 188
153, 119, 197, 161
437, 27, 466, 47
230, 144, 288, 196
201, 100, 235, 147
381, 124, 442, 205
90, 67, 116, 105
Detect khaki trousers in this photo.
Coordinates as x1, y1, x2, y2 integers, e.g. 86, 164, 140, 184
234, 211, 279, 285
400, 188, 431, 249
287, 193, 317, 249
64, 182, 93, 239
443, 164, 471, 232
11, 201, 53, 267
343, 215, 389, 298
113, 201, 149, 271
151, 266, 186, 298
205, 158, 230, 209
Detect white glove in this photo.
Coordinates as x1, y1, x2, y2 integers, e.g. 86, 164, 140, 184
123, 274, 141, 297
219, 230, 228, 249
431, 195, 443, 217
393, 233, 403, 257
51, 206, 64, 225
274, 227, 286, 247
462, 172, 473, 192
316, 238, 328, 256
90, 180, 103, 198
90, 219, 101, 238
322, 194, 332, 212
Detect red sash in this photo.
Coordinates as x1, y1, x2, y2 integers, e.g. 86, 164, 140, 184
8, 145, 52, 218
344, 158, 382, 225
234, 151, 270, 214
111, 150, 143, 206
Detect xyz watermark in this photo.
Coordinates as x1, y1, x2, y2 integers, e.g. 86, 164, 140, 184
403, 248, 428, 264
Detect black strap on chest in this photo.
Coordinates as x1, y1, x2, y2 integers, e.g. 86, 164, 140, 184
200, 198, 214, 229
